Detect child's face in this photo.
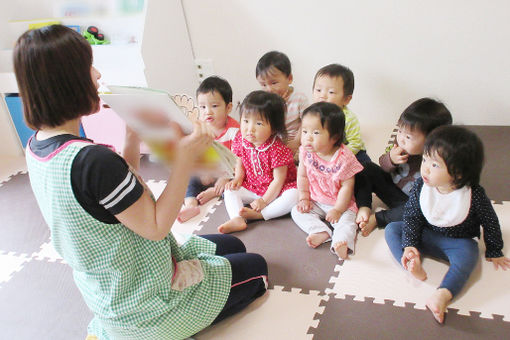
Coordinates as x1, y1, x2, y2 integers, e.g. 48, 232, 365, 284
197, 91, 232, 133
90, 66, 101, 89
257, 68, 293, 99
396, 125, 426, 155
301, 114, 338, 157
240, 111, 273, 147
313, 75, 351, 108
421, 152, 455, 193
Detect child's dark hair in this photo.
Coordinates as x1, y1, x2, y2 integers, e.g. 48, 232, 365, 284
313, 64, 354, 97
196, 76, 232, 104
424, 125, 484, 189
303, 102, 345, 147
256, 51, 292, 78
398, 98, 452, 135
13, 25, 99, 130
240, 91, 287, 140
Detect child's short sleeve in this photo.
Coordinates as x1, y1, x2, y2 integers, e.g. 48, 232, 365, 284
231, 132, 243, 157
336, 146, 364, 181
269, 139, 294, 169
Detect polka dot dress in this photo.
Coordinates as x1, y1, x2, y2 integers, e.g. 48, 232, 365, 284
231, 132, 297, 196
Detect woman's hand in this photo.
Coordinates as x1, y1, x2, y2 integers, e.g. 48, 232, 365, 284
175, 121, 214, 163
486, 256, 510, 270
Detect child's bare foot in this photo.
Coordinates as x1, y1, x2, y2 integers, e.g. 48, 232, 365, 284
333, 241, 349, 260
306, 232, 330, 248
177, 206, 200, 223
407, 256, 427, 281
426, 288, 452, 324
197, 187, 217, 205
218, 216, 247, 234
239, 207, 263, 220
360, 214, 377, 237
356, 207, 370, 227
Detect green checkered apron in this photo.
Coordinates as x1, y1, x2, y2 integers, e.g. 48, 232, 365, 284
26, 139, 231, 339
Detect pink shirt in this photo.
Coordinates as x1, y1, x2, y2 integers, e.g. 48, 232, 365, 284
232, 132, 297, 196
215, 116, 240, 150
300, 145, 363, 211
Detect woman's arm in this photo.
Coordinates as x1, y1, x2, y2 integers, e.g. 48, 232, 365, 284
122, 126, 141, 171
115, 122, 214, 241
326, 176, 354, 223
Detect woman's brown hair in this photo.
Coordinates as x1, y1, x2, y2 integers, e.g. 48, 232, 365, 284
13, 24, 99, 130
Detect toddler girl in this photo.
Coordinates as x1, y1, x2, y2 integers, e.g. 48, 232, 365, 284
218, 91, 298, 233
385, 125, 509, 324
291, 102, 364, 259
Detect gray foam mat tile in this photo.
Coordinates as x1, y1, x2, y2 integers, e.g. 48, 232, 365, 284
196, 201, 340, 294
0, 173, 50, 254
0, 259, 92, 340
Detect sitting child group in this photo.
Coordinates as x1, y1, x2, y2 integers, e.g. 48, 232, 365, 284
177, 50, 509, 325
16, 25, 508, 339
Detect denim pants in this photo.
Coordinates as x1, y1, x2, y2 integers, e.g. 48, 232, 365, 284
385, 221, 479, 297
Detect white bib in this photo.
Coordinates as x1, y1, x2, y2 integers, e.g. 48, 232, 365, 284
420, 183, 471, 227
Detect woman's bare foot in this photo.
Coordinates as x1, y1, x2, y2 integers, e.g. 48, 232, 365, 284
197, 187, 217, 205
407, 256, 427, 281
426, 288, 452, 324
177, 206, 200, 223
360, 214, 377, 237
333, 241, 349, 260
306, 232, 330, 248
218, 216, 247, 234
239, 207, 263, 220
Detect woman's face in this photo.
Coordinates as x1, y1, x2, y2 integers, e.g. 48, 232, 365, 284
90, 66, 101, 89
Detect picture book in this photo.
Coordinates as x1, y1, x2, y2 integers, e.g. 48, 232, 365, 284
99, 86, 236, 177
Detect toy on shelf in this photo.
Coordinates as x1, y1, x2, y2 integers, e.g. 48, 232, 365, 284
83, 26, 110, 45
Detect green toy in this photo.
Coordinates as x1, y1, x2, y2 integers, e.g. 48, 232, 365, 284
83, 26, 110, 45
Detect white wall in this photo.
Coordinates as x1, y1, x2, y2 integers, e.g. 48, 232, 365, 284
182, 0, 510, 126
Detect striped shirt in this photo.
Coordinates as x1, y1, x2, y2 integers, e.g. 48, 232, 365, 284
215, 116, 240, 150
285, 90, 309, 142
343, 107, 366, 155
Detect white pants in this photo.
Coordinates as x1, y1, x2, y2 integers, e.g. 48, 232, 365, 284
291, 201, 357, 254
224, 187, 298, 220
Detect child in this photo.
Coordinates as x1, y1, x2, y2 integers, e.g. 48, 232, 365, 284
356, 98, 452, 236
178, 76, 240, 222
218, 91, 298, 233
16, 25, 267, 339
312, 63, 370, 164
291, 102, 363, 259
256, 51, 309, 155
385, 126, 510, 324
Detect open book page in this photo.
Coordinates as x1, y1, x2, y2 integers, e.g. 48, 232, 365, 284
99, 86, 236, 177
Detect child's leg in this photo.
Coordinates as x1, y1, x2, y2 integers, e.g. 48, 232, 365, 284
290, 203, 331, 248
200, 234, 246, 255
178, 176, 208, 222
374, 204, 406, 228
212, 252, 268, 324
260, 188, 298, 220
328, 209, 358, 260
219, 188, 258, 233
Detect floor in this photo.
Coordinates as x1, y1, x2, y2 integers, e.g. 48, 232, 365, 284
0, 125, 509, 339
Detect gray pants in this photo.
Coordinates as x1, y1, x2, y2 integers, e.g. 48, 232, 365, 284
291, 201, 357, 254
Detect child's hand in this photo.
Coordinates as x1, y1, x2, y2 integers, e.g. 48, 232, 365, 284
297, 198, 312, 213
390, 145, 409, 165
200, 175, 215, 186
250, 198, 267, 212
486, 256, 510, 270
326, 208, 342, 224
214, 177, 230, 195
225, 177, 242, 191
401, 247, 420, 270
